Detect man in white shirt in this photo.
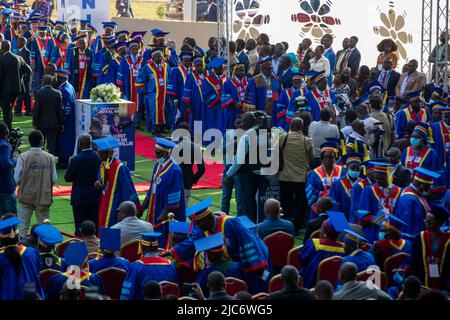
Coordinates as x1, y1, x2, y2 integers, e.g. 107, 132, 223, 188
308, 108, 340, 157
309, 45, 331, 77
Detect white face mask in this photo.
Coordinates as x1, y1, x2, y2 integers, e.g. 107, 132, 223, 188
156, 157, 165, 164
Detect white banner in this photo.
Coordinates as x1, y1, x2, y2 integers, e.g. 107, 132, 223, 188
56, 0, 110, 32
233, 0, 423, 70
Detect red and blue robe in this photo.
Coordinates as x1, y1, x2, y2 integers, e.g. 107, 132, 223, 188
167, 65, 191, 126
342, 249, 376, 272
430, 121, 450, 187
0, 245, 45, 300
64, 46, 93, 99
304, 88, 337, 122
410, 231, 450, 290
39, 253, 67, 272
202, 71, 224, 134
88, 256, 130, 274
357, 184, 402, 243
346, 136, 370, 162
394, 106, 430, 139
221, 76, 248, 131
329, 175, 358, 220
98, 158, 141, 229
372, 238, 412, 268
401, 146, 441, 173
30, 36, 49, 91
395, 185, 430, 237
281, 87, 308, 131
55, 81, 76, 159
299, 238, 345, 288
49, 41, 67, 69
136, 60, 171, 130
181, 70, 206, 127
170, 213, 271, 294
349, 179, 371, 223
119, 255, 179, 300
274, 87, 293, 130
45, 270, 105, 300
145, 158, 185, 248
98, 54, 121, 86
44, 36, 57, 63
96, 49, 115, 84
117, 55, 144, 116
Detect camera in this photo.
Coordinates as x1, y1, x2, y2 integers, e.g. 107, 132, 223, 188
9, 127, 24, 152
253, 111, 272, 130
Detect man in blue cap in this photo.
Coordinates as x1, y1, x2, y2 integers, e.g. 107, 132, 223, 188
429, 106, 450, 187
64, 33, 93, 99
342, 229, 375, 272
394, 90, 430, 139
277, 72, 306, 131
348, 160, 374, 223
0, 215, 44, 300
304, 70, 337, 122
45, 242, 105, 300
357, 161, 402, 243
92, 21, 117, 57
142, 28, 171, 65
95, 35, 117, 84
136, 46, 171, 135
88, 228, 130, 273
372, 215, 411, 267
395, 167, 440, 237
29, 25, 49, 92
93, 137, 141, 229
34, 223, 66, 272
49, 30, 69, 69
53, 69, 76, 169
139, 138, 185, 249
120, 232, 178, 300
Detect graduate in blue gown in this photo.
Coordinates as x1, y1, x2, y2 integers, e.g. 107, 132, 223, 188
342, 230, 375, 272
53, 69, 76, 169
181, 54, 207, 128
34, 223, 66, 272
120, 232, 179, 300
357, 162, 402, 243
395, 167, 440, 237
277, 72, 306, 131
92, 21, 118, 75
93, 137, 141, 229
96, 36, 117, 85
304, 70, 337, 122
299, 216, 346, 288
140, 138, 185, 249
329, 153, 363, 220
166, 199, 271, 294
88, 228, 130, 273
49, 30, 70, 69
394, 91, 431, 139
0, 216, 44, 300
46, 242, 105, 300
429, 106, 450, 187
30, 26, 50, 91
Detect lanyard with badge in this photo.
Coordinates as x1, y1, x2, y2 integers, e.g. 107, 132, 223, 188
79, 51, 86, 70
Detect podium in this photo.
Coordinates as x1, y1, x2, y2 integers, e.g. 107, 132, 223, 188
75, 99, 136, 171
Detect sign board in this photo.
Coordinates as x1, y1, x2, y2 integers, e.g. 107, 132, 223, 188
57, 0, 110, 32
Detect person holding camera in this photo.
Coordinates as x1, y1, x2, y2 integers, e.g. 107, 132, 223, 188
370, 93, 393, 157
116, 0, 135, 18
0, 122, 17, 216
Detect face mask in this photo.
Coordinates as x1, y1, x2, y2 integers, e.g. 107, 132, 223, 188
388, 106, 395, 113
420, 190, 430, 197
156, 157, 165, 164
378, 232, 385, 241
348, 170, 360, 179
410, 137, 422, 147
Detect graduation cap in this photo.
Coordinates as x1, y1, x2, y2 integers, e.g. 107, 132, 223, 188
34, 224, 63, 247
79, 19, 90, 25
341, 152, 363, 166
194, 233, 224, 253
150, 47, 164, 57
99, 228, 121, 251
64, 242, 89, 267
368, 80, 384, 95
131, 31, 147, 39
413, 167, 440, 184
37, 26, 48, 32
207, 57, 225, 69
236, 215, 257, 230
139, 232, 161, 247
431, 86, 444, 98
292, 71, 305, 81
56, 30, 69, 43
412, 122, 429, 139
369, 161, 392, 175
169, 222, 191, 234
387, 96, 407, 105
101, 21, 118, 29
17, 21, 29, 28
1, 8, 13, 15
54, 20, 66, 28
92, 137, 120, 151
380, 215, 408, 233
116, 30, 130, 38
258, 56, 273, 67
441, 106, 450, 114
105, 37, 117, 46
55, 68, 70, 80
179, 50, 193, 60
74, 33, 87, 41
193, 54, 204, 64
0, 216, 22, 238
405, 90, 422, 101
352, 93, 369, 106
326, 211, 350, 233
343, 229, 368, 245
11, 13, 22, 21
311, 70, 327, 84
320, 141, 338, 155
151, 28, 169, 38
127, 38, 141, 49
155, 137, 176, 153
429, 101, 446, 111
186, 198, 213, 220
114, 41, 127, 52
87, 24, 97, 33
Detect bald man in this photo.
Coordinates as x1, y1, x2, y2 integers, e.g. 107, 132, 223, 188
65, 133, 102, 236
256, 198, 295, 240
270, 265, 315, 300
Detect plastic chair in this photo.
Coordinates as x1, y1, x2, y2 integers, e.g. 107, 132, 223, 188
263, 231, 295, 270
225, 277, 248, 296
316, 255, 343, 287
119, 239, 141, 262
56, 238, 82, 257
356, 268, 389, 291
287, 245, 303, 269
268, 274, 304, 293
97, 267, 127, 300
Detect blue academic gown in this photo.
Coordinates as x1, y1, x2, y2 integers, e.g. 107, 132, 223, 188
30, 37, 49, 91
170, 214, 271, 294
430, 121, 450, 187
98, 54, 121, 85
167, 65, 191, 127
39, 253, 67, 272
45, 271, 105, 300
88, 256, 130, 274
117, 55, 145, 116
401, 146, 441, 172
342, 249, 376, 272
395, 185, 430, 237
55, 81, 76, 159
202, 71, 224, 134
278, 68, 293, 90
64, 46, 94, 99
45, 36, 57, 63
276, 87, 294, 130
0, 245, 45, 300
181, 71, 206, 128
221, 76, 248, 131
349, 179, 371, 223
145, 158, 185, 248
49, 44, 66, 69
357, 184, 402, 243
394, 106, 430, 139
120, 255, 179, 300
299, 238, 345, 289
304, 88, 337, 122
195, 261, 244, 296
329, 175, 358, 220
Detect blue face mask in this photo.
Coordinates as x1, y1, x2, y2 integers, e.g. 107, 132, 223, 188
348, 170, 360, 179
410, 137, 422, 147
378, 231, 385, 240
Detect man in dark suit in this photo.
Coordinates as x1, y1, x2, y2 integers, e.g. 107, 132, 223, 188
204, 0, 217, 22
0, 40, 31, 131
32, 74, 64, 155
277, 55, 294, 89
386, 147, 411, 188
341, 36, 361, 77
377, 57, 400, 97
64, 134, 102, 236
270, 265, 316, 300
236, 39, 250, 74
304, 197, 333, 240
14, 37, 32, 116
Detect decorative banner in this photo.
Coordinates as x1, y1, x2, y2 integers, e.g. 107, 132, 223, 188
57, 0, 110, 32
233, 0, 422, 68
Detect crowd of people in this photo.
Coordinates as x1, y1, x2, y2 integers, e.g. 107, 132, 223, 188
0, 0, 449, 301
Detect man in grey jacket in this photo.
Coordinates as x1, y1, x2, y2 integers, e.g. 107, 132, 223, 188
333, 262, 392, 300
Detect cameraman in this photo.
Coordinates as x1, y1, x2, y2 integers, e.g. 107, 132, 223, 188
0, 122, 17, 216
224, 112, 265, 222
369, 93, 392, 157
